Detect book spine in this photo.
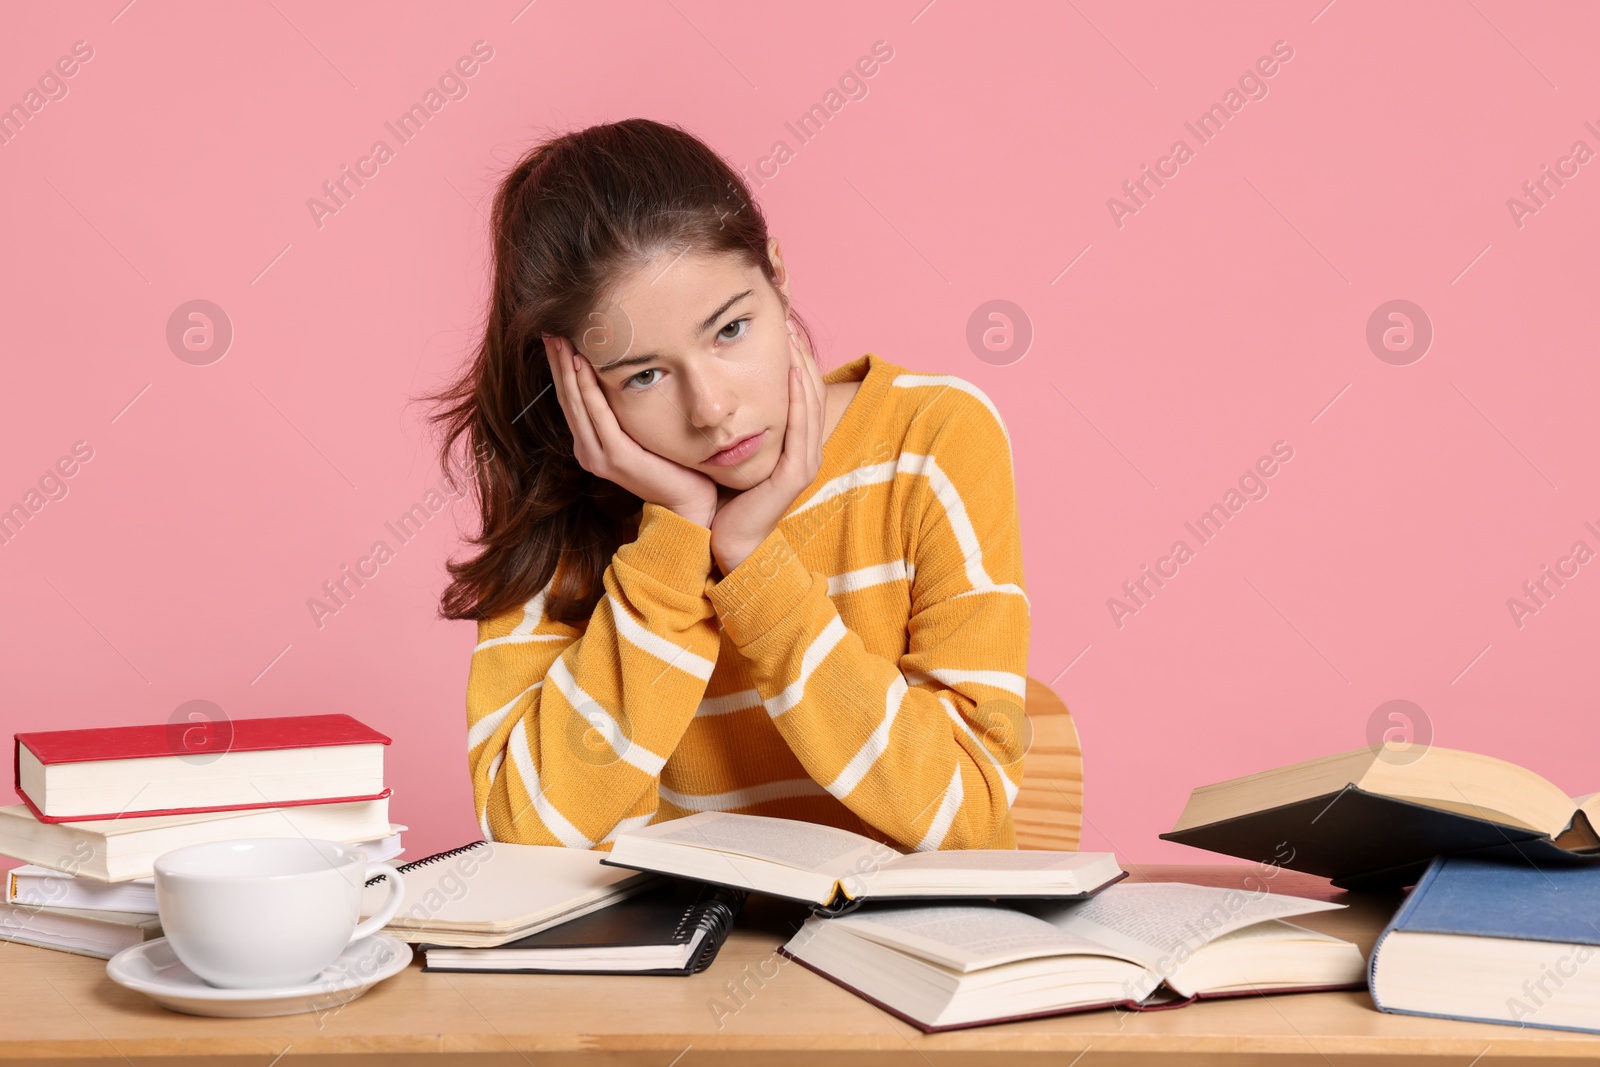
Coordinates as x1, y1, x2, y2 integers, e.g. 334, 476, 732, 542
1367, 853, 1448, 1009
1126, 992, 1198, 1012
808, 889, 865, 918
1366, 926, 1392, 1008
1388, 854, 1446, 931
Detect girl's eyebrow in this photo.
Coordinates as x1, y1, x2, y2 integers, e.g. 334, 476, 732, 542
594, 289, 754, 374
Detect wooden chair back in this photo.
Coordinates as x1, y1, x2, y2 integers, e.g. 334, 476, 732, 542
1012, 675, 1084, 850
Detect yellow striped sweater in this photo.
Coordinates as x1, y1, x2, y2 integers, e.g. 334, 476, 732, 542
465, 351, 1030, 853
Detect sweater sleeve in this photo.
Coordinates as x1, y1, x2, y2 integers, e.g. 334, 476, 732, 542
705, 389, 1030, 851
465, 503, 722, 850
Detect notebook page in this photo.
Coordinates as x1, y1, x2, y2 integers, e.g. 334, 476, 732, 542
357, 841, 649, 932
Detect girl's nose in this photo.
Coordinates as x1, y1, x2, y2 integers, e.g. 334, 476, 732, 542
685, 368, 735, 428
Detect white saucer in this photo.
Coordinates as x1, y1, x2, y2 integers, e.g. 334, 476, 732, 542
106, 934, 412, 1018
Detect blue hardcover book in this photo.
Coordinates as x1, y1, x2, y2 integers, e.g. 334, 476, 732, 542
1368, 853, 1600, 1033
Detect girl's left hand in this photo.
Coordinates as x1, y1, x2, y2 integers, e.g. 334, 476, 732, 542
709, 318, 825, 576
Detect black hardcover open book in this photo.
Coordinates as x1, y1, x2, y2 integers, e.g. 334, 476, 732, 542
1161, 746, 1600, 890
599, 811, 1127, 916
417, 876, 746, 975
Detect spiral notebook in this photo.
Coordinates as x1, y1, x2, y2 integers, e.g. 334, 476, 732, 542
417, 876, 747, 975
356, 838, 664, 948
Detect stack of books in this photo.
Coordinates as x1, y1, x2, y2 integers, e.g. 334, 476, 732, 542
1, 712, 405, 959
351, 841, 728, 976
1161, 742, 1600, 1033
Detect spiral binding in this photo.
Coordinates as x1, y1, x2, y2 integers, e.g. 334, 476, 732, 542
688, 885, 747, 974
364, 839, 487, 888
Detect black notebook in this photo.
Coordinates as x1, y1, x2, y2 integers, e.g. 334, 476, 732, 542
417, 876, 746, 975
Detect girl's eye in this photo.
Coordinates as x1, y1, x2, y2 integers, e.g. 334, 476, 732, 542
623, 318, 751, 391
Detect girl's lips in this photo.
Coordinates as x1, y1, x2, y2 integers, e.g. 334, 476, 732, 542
706, 429, 766, 466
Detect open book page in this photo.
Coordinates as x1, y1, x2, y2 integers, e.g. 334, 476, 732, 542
863, 848, 1120, 894
1018, 883, 1346, 997
1161, 918, 1364, 998
1200, 917, 1348, 948
876, 850, 1098, 872
643, 812, 894, 881
819, 902, 1132, 973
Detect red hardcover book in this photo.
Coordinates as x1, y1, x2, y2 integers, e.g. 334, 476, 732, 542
14, 713, 392, 823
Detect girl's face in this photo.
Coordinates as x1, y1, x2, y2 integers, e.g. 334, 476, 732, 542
572, 240, 798, 490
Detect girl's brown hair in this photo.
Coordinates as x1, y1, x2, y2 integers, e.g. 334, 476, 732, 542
422, 118, 816, 626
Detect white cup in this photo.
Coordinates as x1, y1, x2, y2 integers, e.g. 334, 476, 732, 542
153, 837, 405, 989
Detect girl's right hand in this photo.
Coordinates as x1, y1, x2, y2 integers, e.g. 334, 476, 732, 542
543, 333, 721, 529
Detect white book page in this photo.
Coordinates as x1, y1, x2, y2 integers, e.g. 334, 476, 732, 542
821, 903, 1128, 972
875, 850, 1106, 872
1161, 918, 1362, 998
1200, 917, 1347, 947
864, 849, 1120, 895
640, 812, 891, 877
1022, 883, 1346, 976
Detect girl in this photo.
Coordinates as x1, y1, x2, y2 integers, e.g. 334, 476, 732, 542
426, 118, 1030, 853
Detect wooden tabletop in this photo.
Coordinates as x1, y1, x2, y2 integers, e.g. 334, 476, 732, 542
3, 863, 1597, 1066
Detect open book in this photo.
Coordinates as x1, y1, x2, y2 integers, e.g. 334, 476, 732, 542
778, 882, 1366, 1031
1161, 745, 1600, 889
600, 811, 1125, 914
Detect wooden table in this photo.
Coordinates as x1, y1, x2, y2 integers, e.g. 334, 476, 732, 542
3, 863, 1597, 1066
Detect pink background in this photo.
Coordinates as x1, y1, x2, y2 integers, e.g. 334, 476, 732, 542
2, 1, 1596, 868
